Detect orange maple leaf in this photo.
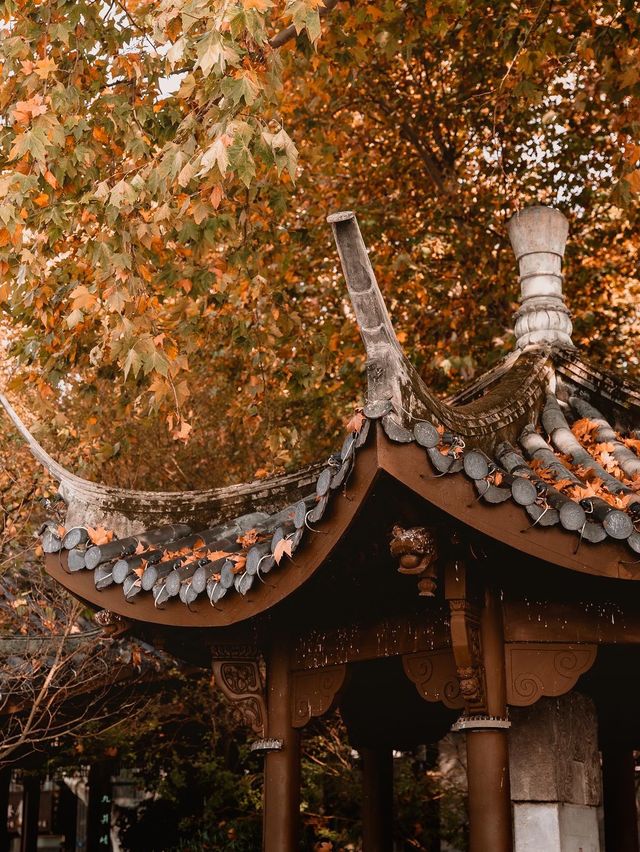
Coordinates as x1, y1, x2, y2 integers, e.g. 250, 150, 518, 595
230, 556, 247, 573
88, 526, 114, 545
346, 410, 365, 434
237, 528, 259, 549
205, 549, 231, 562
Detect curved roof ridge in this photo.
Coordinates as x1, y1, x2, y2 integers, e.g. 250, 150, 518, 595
0, 392, 322, 530
329, 211, 554, 446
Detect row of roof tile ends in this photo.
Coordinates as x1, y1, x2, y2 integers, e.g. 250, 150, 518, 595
41, 392, 640, 610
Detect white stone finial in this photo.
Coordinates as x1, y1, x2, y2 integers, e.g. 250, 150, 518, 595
508, 205, 573, 349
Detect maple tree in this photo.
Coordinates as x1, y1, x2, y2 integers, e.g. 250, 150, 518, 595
0, 0, 639, 489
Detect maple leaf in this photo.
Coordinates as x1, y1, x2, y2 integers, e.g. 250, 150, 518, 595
273, 537, 293, 565
205, 549, 231, 561
594, 442, 615, 454
237, 528, 259, 548
12, 95, 47, 124
33, 57, 58, 80
88, 526, 114, 545
571, 419, 598, 442
570, 483, 600, 501
346, 410, 365, 434
574, 467, 602, 487
230, 555, 247, 573
92, 126, 110, 144
171, 419, 192, 444
553, 478, 575, 492
598, 451, 619, 474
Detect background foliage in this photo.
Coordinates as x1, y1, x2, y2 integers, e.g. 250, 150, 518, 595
1, 0, 639, 488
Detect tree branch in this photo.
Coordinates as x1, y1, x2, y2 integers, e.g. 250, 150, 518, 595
268, 0, 342, 49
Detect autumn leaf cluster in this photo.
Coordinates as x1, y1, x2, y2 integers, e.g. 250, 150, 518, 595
1, 0, 639, 489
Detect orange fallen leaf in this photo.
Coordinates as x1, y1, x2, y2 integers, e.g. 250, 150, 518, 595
88, 526, 114, 545
230, 556, 247, 573
237, 528, 259, 548
206, 549, 231, 561
346, 410, 365, 434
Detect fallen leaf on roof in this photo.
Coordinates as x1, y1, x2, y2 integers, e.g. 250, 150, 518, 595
230, 556, 246, 573
273, 537, 293, 565
88, 526, 114, 545
206, 549, 232, 562
572, 418, 599, 442
346, 410, 365, 434
570, 482, 601, 501
237, 528, 259, 548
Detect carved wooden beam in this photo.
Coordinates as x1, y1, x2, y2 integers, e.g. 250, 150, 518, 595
505, 642, 597, 707
444, 560, 487, 714
402, 649, 464, 709
212, 659, 267, 735
291, 664, 347, 728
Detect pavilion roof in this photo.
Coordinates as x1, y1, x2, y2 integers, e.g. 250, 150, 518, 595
3, 205, 640, 623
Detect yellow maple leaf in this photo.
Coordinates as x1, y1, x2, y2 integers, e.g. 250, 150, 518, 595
34, 57, 58, 80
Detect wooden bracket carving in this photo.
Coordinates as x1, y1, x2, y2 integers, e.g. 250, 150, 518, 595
212, 659, 266, 735
505, 643, 597, 707
402, 649, 464, 709
390, 525, 439, 596
445, 560, 487, 714
291, 664, 347, 728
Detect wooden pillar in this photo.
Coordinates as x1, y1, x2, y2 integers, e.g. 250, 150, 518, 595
263, 636, 300, 852
361, 746, 393, 852
19, 775, 40, 852
466, 730, 511, 852
602, 745, 639, 852
465, 585, 512, 852
0, 768, 10, 852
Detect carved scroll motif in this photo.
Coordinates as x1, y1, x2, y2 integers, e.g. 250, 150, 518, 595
291, 665, 347, 728
212, 660, 266, 735
390, 525, 439, 596
505, 643, 597, 707
402, 649, 464, 709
